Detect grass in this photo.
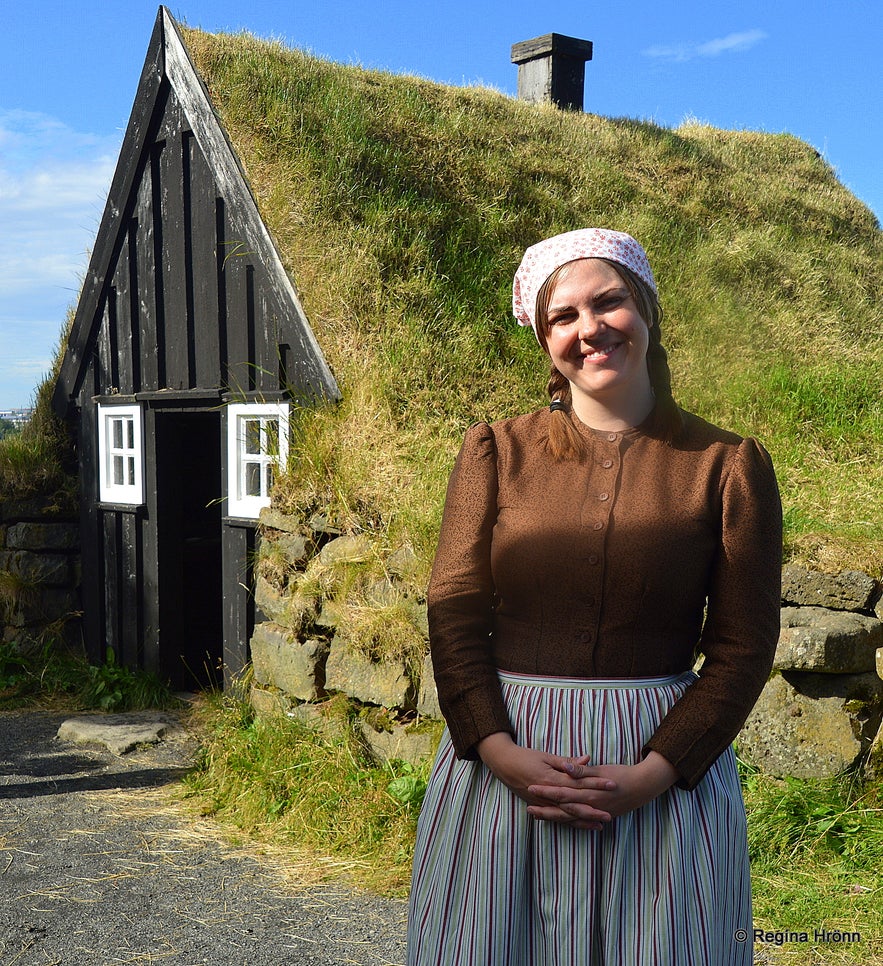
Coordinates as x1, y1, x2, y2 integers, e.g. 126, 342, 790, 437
0, 638, 178, 713
742, 760, 883, 963
179, 26, 883, 578
181, 688, 883, 958
182, 681, 430, 894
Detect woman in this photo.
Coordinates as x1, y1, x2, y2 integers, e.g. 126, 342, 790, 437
407, 228, 782, 965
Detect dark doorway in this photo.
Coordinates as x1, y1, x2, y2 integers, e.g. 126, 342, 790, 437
155, 410, 223, 690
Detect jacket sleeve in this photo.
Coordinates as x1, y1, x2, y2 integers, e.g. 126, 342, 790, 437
427, 422, 514, 758
644, 437, 783, 789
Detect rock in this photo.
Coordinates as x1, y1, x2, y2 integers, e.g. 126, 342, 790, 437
57, 713, 183, 756
0, 550, 71, 587
387, 545, 423, 581
308, 513, 342, 537
249, 622, 328, 701
775, 607, 883, 673
359, 723, 439, 766
417, 652, 441, 719
781, 566, 880, 613
5, 522, 79, 552
274, 531, 311, 567
366, 577, 399, 607
254, 575, 287, 623
317, 533, 373, 567
324, 635, 414, 709
249, 684, 295, 717
739, 671, 883, 779
258, 507, 306, 535
866, 718, 883, 781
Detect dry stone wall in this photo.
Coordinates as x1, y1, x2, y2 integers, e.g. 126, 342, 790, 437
739, 566, 883, 779
0, 497, 80, 654
251, 512, 883, 779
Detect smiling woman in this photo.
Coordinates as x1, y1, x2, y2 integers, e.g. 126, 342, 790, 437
407, 227, 783, 965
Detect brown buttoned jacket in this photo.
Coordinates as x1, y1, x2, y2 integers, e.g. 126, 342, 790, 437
427, 407, 783, 790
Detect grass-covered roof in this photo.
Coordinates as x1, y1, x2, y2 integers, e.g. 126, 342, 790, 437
180, 27, 881, 576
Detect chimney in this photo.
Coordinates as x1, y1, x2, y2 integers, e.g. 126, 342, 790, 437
510, 33, 593, 111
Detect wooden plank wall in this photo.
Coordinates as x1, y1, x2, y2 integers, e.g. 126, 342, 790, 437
79, 83, 289, 402
76, 81, 293, 677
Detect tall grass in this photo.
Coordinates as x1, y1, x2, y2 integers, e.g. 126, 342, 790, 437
182, 27, 883, 577
183, 683, 429, 894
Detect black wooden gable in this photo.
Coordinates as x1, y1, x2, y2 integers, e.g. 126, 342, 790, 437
50, 8, 340, 689
53, 6, 338, 413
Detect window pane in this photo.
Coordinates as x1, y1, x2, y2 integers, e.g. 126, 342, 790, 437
112, 418, 124, 449
266, 463, 275, 493
244, 419, 261, 455
245, 461, 262, 497
127, 456, 135, 486
265, 419, 280, 458
126, 419, 134, 449
113, 455, 124, 486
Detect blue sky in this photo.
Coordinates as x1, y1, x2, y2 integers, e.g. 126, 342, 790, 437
1, 0, 880, 409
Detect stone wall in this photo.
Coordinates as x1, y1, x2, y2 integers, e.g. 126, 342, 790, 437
249, 508, 440, 764
739, 567, 883, 779
250, 513, 883, 778
0, 498, 81, 654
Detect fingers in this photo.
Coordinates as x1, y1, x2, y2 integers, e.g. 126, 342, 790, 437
526, 802, 612, 829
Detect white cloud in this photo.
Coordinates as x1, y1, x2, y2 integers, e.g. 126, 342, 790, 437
644, 29, 768, 62
0, 109, 120, 406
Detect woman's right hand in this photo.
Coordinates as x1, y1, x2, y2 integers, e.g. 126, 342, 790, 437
476, 732, 616, 830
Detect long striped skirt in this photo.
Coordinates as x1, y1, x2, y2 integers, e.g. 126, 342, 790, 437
407, 671, 752, 965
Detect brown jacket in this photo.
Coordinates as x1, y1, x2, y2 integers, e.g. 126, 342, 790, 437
427, 407, 782, 790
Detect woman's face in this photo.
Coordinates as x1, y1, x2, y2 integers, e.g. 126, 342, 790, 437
544, 258, 652, 416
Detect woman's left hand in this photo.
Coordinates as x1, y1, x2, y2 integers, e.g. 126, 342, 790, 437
526, 751, 679, 823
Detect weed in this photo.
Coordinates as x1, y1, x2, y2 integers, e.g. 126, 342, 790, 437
0, 640, 178, 712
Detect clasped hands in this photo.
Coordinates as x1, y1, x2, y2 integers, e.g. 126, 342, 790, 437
476, 732, 679, 831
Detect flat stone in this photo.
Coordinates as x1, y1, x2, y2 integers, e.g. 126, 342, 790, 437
0, 549, 70, 587
359, 722, 439, 766
325, 636, 414, 709
781, 566, 880, 613
258, 507, 307, 535
417, 652, 441, 719
866, 718, 883, 781
317, 533, 372, 567
5, 522, 79, 552
775, 606, 883, 673
250, 622, 328, 701
57, 713, 183, 756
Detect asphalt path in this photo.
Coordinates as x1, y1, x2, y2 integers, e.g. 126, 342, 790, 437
0, 709, 408, 965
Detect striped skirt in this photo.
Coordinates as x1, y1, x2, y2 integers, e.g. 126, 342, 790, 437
407, 671, 752, 965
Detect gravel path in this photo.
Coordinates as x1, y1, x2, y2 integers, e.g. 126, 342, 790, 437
0, 710, 408, 965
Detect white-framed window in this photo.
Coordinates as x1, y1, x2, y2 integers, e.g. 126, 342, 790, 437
226, 403, 289, 518
97, 403, 145, 505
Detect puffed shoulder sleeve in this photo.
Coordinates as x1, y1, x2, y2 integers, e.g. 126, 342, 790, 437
645, 436, 782, 789
427, 422, 513, 758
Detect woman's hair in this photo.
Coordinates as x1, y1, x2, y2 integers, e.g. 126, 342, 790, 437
534, 258, 683, 459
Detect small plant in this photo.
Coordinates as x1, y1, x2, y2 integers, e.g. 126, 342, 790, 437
0, 640, 30, 691
386, 758, 428, 812
184, 685, 432, 893
78, 648, 176, 712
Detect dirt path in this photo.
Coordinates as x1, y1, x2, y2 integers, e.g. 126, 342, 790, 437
0, 710, 407, 965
